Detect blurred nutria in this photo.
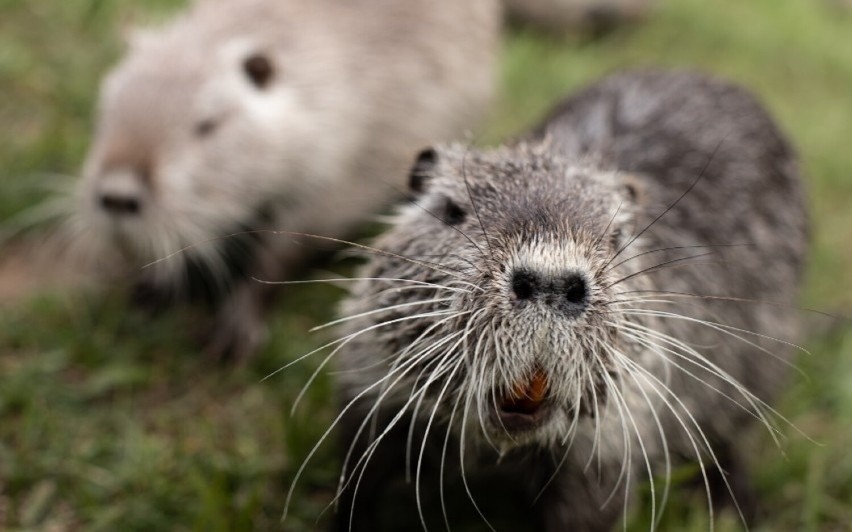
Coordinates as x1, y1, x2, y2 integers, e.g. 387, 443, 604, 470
504, 0, 654, 36
72, 0, 501, 360
321, 70, 807, 530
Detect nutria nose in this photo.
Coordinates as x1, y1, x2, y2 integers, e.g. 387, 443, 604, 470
99, 193, 141, 215
510, 269, 588, 317
96, 168, 147, 216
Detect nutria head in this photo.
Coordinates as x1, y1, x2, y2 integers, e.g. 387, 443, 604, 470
73, 7, 351, 287
340, 142, 650, 449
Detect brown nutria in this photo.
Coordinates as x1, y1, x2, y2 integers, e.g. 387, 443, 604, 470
71, 0, 501, 360
302, 70, 808, 530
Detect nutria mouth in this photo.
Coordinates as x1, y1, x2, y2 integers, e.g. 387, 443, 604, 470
494, 369, 551, 432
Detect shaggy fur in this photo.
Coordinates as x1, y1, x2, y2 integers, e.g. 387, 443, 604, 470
322, 70, 808, 530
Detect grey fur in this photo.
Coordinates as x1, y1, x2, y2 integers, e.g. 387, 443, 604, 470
327, 70, 808, 530
503, 0, 654, 35
73, 0, 500, 360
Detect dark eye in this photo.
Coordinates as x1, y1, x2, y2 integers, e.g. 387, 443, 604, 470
194, 118, 219, 137
243, 53, 274, 89
443, 199, 466, 225
623, 183, 638, 202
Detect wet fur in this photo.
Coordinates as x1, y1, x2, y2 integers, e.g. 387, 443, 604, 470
310, 70, 808, 530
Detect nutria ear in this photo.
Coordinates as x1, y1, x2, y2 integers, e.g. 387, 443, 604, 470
243, 53, 274, 89
619, 173, 646, 205
408, 147, 437, 194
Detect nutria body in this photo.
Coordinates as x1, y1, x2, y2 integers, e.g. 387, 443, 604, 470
73, 0, 500, 359
503, 0, 654, 35
328, 70, 807, 530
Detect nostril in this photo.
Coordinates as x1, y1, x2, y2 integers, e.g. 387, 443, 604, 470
510, 270, 537, 302
100, 194, 141, 215
563, 273, 587, 307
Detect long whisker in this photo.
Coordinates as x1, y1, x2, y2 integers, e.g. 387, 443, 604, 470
417, 253, 485, 274
612, 319, 813, 445
591, 200, 624, 252
597, 360, 653, 528
403, 308, 489, 477
604, 243, 750, 274
620, 308, 811, 361
581, 361, 604, 472
340, 249, 472, 276
336, 336, 464, 525
439, 383, 467, 531
335, 312, 462, 378
280, 335, 458, 523
262, 307, 456, 383
611, 288, 840, 320
603, 252, 717, 291
415, 351, 467, 531
602, 136, 727, 271
252, 275, 472, 294
311, 296, 454, 332
458, 373, 498, 531
613, 348, 673, 530
144, 228, 482, 288
607, 349, 720, 529
460, 142, 497, 271
291, 309, 465, 414
616, 324, 781, 435
590, 362, 632, 511
318, 322, 467, 521
610, 348, 752, 530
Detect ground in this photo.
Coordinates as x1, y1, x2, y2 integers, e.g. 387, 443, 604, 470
0, 0, 851, 530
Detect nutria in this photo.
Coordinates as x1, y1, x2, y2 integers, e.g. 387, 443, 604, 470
311, 70, 807, 530
72, 0, 500, 360
503, 0, 654, 36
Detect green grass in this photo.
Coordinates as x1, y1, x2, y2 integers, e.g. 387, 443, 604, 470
1, 0, 851, 529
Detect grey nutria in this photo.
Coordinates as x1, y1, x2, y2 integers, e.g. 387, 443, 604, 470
503, 0, 654, 35
303, 70, 808, 530
71, 0, 500, 360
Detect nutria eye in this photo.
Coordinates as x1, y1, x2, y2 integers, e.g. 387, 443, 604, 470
243, 53, 274, 89
195, 118, 219, 137
443, 199, 466, 225
623, 183, 638, 202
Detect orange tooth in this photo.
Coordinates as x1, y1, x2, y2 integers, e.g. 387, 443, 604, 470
528, 370, 548, 402
510, 369, 549, 403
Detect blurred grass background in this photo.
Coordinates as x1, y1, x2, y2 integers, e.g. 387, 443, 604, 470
1, 0, 851, 529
